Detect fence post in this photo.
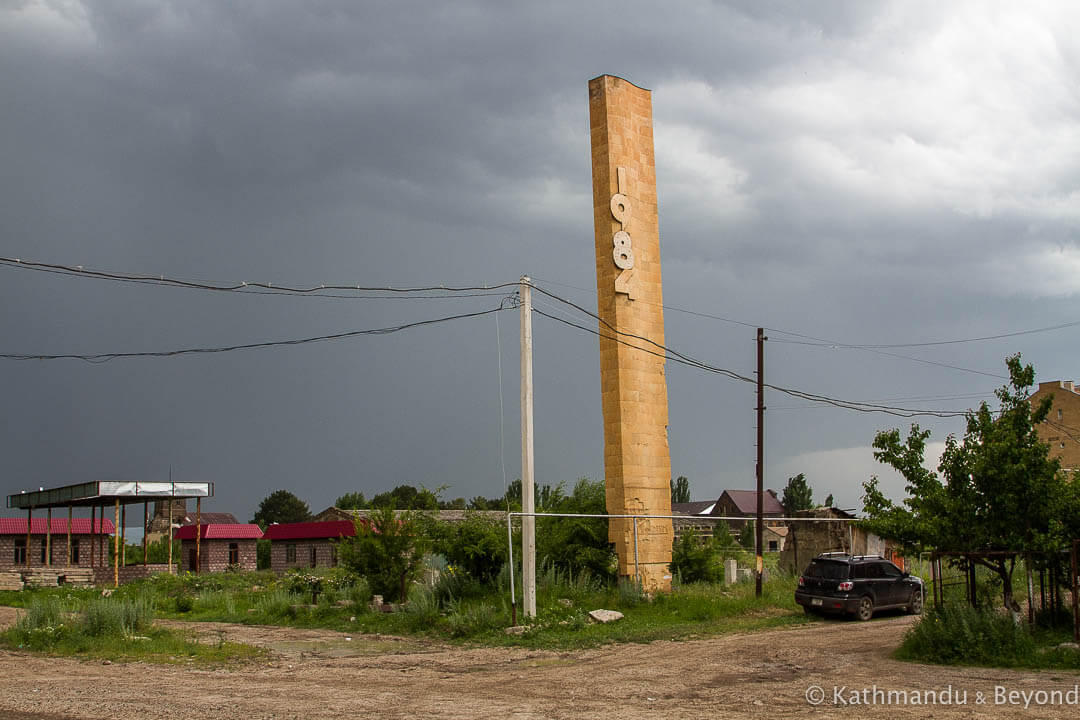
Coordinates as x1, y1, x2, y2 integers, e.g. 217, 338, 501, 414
1072, 540, 1078, 643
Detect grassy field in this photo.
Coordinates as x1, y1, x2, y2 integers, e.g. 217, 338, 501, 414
0, 567, 811, 653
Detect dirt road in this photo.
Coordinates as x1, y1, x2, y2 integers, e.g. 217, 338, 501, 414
1, 607, 1077, 719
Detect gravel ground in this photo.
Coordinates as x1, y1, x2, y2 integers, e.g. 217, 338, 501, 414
1, 606, 1078, 719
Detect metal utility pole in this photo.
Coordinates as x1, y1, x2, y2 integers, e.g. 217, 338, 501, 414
520, 276, 537, 618
755, 328, 767, 598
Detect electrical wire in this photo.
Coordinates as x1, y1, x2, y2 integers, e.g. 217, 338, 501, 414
530, 276, 1055, 375
530, 306, 971, 418
0, 303, 514, 364
0, 257, 518, 297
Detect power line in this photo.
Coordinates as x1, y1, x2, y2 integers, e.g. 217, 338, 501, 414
529, 304, 970, 418
0, 257, 518, 298
532, 275, 1074, 357
0, 304, 513, 364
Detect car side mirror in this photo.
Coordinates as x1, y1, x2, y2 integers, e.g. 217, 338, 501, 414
901, 571, 910, 578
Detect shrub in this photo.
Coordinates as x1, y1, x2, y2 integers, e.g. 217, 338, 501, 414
896, 606, 1037, 666
428, 512, 508, 584
17, 596, 66, 632
445, 600, 502, 638
338, 506, 426, 602
403, 585, 440, 632
535, 478, 616, 582
669, 529, 723, 584
81, 594, 154, 637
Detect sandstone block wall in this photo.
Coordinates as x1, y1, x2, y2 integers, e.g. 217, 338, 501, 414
589, 75, 673, 592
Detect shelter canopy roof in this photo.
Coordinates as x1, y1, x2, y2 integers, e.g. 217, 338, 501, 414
7, 481, 213, 510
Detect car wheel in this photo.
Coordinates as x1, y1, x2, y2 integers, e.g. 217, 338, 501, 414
907, 588, 923, 615
803, 605, 816, 616
855, 595, 874, 621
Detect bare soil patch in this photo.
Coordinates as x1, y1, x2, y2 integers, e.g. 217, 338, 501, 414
1, 610, 1077, 719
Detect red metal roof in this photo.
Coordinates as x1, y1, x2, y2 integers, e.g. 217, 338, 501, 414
173, 523, 264, 540
263, 520, 356, 540
0, 517, 115, 535
720, 489, 785, 515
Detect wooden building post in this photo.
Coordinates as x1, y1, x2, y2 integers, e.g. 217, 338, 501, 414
195, 497, 202, 573
66, 505, 72, 567
113, 499, 120, 588
143, 502, 149, 565
46, 507, 52, 567
25, 506, 32, 568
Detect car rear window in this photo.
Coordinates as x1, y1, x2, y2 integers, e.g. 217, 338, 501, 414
804, 559, 850, 580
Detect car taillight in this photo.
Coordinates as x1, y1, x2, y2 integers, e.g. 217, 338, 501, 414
837, 581, 854, 591
798, 576, 805, 586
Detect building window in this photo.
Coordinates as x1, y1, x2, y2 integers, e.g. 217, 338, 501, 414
40, 539, 51, 564
286, 544, 296, 563
330, 544, 338, 567
768, 540, 778, 552
14, 538, 26, 564
309, 546, 318, 568
1058, 409, 1063, 421
71, 538, 80, 564
228, 543, 239, 565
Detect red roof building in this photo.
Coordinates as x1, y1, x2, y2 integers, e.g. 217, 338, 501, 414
263, 521, 356, 572
174, 523, 264, 540
175, 523, 262, 573
0, 517, 114, 569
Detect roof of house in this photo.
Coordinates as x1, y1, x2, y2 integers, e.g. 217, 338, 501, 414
179, 512, 238, 526
0, 518, 115, 535
671, 501, 717, 516
173, 523, 263, 540
719, 489, 785, 516
262, 520, 356, 541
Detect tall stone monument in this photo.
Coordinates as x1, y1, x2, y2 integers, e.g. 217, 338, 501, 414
588, 75, 673, 592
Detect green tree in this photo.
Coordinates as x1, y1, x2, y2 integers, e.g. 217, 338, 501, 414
338, 506, 426, 602
738, 520, 755, 550
335, 492, 368, 510
251, 490, 312, 529
427, 512, 508, 583
862, 355, 1080, 613
370, 485, 439, 510
670, 475, 691, 504
781, 473, 813, 515
669, 528, 723, 583
536, 478, 616, 581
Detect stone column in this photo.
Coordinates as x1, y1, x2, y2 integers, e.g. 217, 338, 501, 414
588, 75, 673, 592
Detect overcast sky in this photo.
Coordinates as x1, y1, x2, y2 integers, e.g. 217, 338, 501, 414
2, 1, 1079, 525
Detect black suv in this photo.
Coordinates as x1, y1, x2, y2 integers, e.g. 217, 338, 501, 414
795, 553, 923, 621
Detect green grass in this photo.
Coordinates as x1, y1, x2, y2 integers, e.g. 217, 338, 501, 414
0, 567, 812, 652
895, 605, 1080, 671
1, 592, 263, 665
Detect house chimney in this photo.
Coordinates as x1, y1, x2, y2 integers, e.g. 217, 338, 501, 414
1064, 381, 1074, 392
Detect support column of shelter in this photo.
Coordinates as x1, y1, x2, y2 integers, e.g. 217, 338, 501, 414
46, 507, 52, 567
143, 502, 149, 565
195, 497, 201, 573
67, 505, 72, 567
25, 507, 32, 568
120, 505, 126, 567
588, 75, 673, 592
113, 500, 120, 587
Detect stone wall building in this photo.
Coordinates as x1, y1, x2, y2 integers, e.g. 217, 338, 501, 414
1029, 380, 1080, 474
175, 523, 262, 573
264, 521, 355, 572
0, 517, 114, 569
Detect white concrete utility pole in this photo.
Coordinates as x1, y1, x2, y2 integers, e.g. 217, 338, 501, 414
520, 275, 537, 618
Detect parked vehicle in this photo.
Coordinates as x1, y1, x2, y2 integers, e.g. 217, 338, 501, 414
795, 553, 923, 620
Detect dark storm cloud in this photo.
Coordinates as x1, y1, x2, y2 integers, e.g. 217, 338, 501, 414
2, 1, 1079, 520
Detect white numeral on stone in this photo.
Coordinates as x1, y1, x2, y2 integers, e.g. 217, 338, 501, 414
611, 167, 634, 298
